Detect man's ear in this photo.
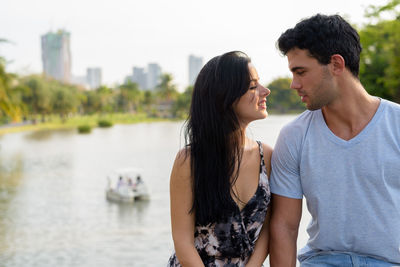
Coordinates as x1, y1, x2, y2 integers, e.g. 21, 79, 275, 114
329, 54, 345, 76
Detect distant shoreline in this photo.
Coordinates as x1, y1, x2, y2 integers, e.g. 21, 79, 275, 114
0, 113, 177, 136
0, 110, 303, 136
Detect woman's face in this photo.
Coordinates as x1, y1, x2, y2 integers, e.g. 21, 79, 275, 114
233, 63, 270, 126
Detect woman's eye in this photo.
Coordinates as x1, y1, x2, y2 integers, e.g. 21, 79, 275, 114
249, 85, 257, 90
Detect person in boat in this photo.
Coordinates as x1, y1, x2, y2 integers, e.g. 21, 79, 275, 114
116, 176, 125, 189
168, 51, 272, 266
127, 178, 133, 187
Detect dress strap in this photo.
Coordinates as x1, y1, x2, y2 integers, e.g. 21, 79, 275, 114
256, 141, 266, 173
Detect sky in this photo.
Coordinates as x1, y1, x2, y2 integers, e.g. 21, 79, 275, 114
0, 0, 389, 91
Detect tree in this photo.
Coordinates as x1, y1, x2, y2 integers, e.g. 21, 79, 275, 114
364, 0, 400, 18
359, 0, 400, 103
96, 85, 114, 113
51, 84, 79, 122
172, 85, 193, 118
266, 77, 304, 113
21, 75, 52, 121
156, 73, 178, 101
117, 81, 142, 113
0, 62, 15, 122
0, 39, 21, 122
81, 90, 101, 114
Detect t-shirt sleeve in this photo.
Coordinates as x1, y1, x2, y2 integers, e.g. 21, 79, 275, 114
270, 126, 303, 199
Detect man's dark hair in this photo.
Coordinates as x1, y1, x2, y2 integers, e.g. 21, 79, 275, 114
278, 14, 362, 77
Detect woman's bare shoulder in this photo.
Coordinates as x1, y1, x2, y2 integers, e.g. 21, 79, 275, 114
174, 147, 191, 166
171, 147, 191, 183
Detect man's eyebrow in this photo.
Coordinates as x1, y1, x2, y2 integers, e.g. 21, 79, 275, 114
290, 66, 305, 73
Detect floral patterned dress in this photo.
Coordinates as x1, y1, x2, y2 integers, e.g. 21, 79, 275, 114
168, 141, 271, 267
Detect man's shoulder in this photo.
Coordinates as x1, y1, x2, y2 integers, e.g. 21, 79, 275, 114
280, 109, 317, 136
380, 99, 400, 136
382, 98, 400, 112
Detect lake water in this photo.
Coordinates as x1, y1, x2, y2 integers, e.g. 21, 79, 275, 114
0, 115, 311, 266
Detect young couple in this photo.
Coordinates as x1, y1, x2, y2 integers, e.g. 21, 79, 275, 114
168, 14, 400, 267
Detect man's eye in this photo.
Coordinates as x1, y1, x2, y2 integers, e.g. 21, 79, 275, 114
296, 71, 305, 75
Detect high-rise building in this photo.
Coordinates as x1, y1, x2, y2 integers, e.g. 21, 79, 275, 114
147, 63, 161, 90
41, 30, 72, 83
188, 54, 203, 86
86, 67, 102, 90
131, 67, 147, 90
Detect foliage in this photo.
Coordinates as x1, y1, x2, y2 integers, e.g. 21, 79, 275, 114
77, 124, 92, 133
96, 85, 114, 113
21, 75, 52, 119
0, 62, 16, 120
172, 85, 193, 118
156, 73, 178, 101
98, 119, 113, 127
364, 0, 400, 18
359, 0, 400, 103
81, 90, 101, 114
116, 81, 142, 113
51, 83, 79, 121
0, 39, 21, 122
266, 77, 304, 113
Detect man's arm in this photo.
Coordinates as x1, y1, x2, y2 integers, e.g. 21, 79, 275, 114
269, 194, 302, 267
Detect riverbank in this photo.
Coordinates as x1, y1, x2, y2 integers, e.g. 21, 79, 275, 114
0, 113, 177, 136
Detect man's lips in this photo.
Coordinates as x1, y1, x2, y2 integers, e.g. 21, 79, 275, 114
298, 93, 307, 102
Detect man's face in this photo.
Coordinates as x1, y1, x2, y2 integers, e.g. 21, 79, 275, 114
287, 48, 336, 110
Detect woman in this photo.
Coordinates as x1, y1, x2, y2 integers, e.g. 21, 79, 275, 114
168, 51, 272, 266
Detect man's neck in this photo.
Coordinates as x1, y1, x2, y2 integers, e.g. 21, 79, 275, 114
321, 80, 380, 141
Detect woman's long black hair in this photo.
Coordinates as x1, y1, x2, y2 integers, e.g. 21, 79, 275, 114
185, 51, 252, 225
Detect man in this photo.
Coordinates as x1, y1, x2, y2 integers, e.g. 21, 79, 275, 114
269, 14, 400, 267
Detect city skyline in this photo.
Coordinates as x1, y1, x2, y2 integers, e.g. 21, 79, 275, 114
188, 55, 203, 86
41, 29, 102, 89
0, 0, 389, 91
41, 30, 71, 83
126, 63, 162, 91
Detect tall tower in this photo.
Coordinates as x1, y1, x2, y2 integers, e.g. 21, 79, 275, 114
86, 68, 102, 90
188, 54, 203, 86
132, 67, 147, 90
41, 30, 72, 83
147, 63, 161, 90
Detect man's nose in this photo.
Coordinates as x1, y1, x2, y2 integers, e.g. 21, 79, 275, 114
290, 79, 301, 90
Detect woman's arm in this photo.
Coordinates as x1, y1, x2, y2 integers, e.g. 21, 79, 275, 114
246, 211, 270, 266
170, 150, 205, 267
245, 143, 273, 266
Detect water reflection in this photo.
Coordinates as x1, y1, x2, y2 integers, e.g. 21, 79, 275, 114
0, 153, 24, 255
0, 117, 310, 266
0, 153, 24, 199
24, 128, 74, 141
105, 199, 150, 224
